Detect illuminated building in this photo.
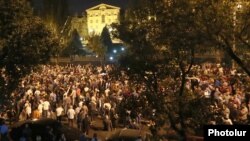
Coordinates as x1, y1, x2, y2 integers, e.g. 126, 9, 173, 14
86, 3, 120, 35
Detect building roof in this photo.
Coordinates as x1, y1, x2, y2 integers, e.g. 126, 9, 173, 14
69, 0, 129, 15
86, 3, 120, 12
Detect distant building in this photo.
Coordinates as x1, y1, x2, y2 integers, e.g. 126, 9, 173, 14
86, 3, 120, 35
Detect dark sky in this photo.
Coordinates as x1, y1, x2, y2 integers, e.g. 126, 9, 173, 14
32, 0, 130, 15
68, 0, 130, 15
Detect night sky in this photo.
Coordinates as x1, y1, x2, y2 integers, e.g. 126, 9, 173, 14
32, 0, 130, 15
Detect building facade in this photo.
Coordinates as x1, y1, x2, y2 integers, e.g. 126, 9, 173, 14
86, 3, 120, 35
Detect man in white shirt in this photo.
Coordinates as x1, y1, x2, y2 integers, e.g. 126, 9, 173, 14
67, 105, 75, 127
56, 105, 64, 122
43, 99, 50, 118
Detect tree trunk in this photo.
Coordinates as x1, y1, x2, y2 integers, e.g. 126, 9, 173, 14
223, 39, 250, 76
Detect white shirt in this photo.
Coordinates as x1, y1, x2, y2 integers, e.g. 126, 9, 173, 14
103, 103, 111, 111
84, 87, 89, 92
43, 101, 50, 110
67, 108, 75, 119
26, 105, 32, 115
56, 107, 64, 116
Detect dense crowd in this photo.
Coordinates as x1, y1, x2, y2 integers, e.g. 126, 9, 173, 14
186, 63, 250, 125
0, 63, 249, 140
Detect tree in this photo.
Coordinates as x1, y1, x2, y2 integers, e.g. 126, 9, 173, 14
37, 0, 69, 33
112, 0, 183, 139
87, 35, 106, 59
0, 0, 60, 104
100, 26, 113, 53
112, 0, 250, 140
195, 0, 250, 75
61, 29, 83, 57
30, 0, 70, 52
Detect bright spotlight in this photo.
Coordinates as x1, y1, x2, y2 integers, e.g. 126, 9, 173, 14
121, 47, 125, 51
113, 49, 117, 53
109, 56, 114, 60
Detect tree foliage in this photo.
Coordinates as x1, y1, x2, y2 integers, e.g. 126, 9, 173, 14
61, 29, 83, 57
87, 35, 106, 58
100, 26, 113, 53
0, 0, 60, 103
195, 0, 250, 75
33, 0, 69, 33
87, 26, 113, 59
113, 0, 250, 140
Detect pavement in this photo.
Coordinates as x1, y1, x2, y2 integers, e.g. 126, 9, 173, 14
61, 116, 151, 140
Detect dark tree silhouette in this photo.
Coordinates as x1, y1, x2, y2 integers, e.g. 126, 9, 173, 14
61, 29, 84, 57
0, 0, 60, 104
100, 26, 113, 53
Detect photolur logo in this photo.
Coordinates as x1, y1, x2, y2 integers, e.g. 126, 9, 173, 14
204, 125, 250, 141
208, 129, 247, 136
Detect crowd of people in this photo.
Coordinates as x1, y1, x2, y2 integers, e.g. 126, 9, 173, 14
185, 63, 250, 125
0, 63, 249, 140
0, 64, 136, 141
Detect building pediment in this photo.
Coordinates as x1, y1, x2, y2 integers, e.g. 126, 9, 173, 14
86, 3, 120, 12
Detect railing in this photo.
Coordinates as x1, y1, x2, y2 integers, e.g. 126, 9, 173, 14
50, 55, 119, 65
50, 56, 103, 64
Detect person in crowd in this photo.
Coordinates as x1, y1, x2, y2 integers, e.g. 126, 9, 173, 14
19, 110, 27, 121
32, 108, 41, 120
91, 133, 100, 141
103, 115, 112, 131
57, 133, 66, 141
79, 132, 88, 141
81, 114, 91, 135
42, 98, 50, 118
110, 108, 118, 129
0, 119, 9, 141
67, 105, 75, 127
56, 104, 64, 123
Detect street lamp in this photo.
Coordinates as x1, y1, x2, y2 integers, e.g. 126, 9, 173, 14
109, 56, 114, 61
